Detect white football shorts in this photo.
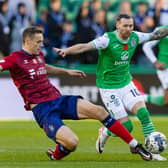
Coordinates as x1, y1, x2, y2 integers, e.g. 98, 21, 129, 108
99, 81, 144, 119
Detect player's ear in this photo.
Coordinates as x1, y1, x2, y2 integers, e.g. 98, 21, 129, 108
26, 37, 32, 44
116, 21, 119, 29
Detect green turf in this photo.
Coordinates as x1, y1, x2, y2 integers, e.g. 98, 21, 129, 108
0, 117, 168, 168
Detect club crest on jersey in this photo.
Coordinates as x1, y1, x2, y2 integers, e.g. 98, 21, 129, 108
131, 38, 136, 47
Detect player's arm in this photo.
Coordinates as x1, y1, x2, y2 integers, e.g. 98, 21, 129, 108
143, 40, 166, 70
53, 34, 109, 58
53, 43, 95, 58
149, 26, 168, 41
0, 55, 16, 71
45, 64, 86, 78
135, 26, 168, 44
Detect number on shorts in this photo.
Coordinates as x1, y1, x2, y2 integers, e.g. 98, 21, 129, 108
130, 89, 140, 97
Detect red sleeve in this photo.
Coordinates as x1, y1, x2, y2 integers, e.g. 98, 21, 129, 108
0, 53, 17, 71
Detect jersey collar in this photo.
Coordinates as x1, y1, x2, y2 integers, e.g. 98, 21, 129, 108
115, 30, 130, 44
21, 49, 35, 57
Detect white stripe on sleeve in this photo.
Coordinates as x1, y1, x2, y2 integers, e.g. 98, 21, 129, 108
134, 31, 152, 44
91, 34, 109, 49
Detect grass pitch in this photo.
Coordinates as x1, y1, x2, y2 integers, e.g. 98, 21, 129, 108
0, 117, 168, 168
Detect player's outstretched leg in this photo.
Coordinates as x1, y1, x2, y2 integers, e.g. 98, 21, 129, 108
101, 115, 152, 161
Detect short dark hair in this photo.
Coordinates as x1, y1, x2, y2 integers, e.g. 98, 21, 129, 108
116, 14, 133, 22
22, 26, 43, 43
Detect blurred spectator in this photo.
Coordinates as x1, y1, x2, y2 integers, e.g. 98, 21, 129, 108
36, 8, 48, 43
75, 5, 94, 64
60, 20, 77, 65
75, 6, 92, 44
133, 2, 154, 66
46, 0, 66, 64
110, 1, 133, 30
135, 2, 154, 32
119, 1, 133, 16
87, 9, 109, 64
81, 0, 90, 9
60, 20, 75, 49
91, 9, 109, 38
8, 0, 35, 22
36, 8, 49, 58
148, 0, 168, 26
89, 0, 102, 19
0, 0, 10, 56
9, 2, 33, 52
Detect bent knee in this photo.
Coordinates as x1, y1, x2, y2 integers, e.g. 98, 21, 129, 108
66, 135, 79, 151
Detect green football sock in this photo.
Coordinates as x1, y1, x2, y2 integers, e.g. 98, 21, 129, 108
137, 107, 155, 137
106, 119, 133, 137
147, 95, 164, 106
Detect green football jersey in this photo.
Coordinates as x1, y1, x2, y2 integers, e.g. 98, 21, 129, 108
158, 37, 168, 65
154, 25, 168, 66
96, 31, 139, 89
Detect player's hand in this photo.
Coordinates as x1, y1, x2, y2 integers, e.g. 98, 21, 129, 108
154, 61, 166, 70
53, 48, 66, 57
67, 70, 87, 78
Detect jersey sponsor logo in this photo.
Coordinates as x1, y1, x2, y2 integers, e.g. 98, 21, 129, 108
28, 69, 36, 79
37, 67, 46, 75
114, 60, 129, 65
28, 67, 46, 79
114, 51, 129, 65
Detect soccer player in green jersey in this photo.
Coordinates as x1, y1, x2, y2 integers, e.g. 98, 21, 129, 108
143, 25, 168, 107
54, 14, 168, 161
